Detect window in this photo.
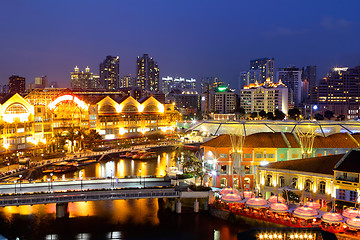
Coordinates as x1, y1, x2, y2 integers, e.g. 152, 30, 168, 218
319, 181, 326, 194
243, 153, 252, 158
4, 103, 28, 114
218, 153, 227, 158
255, 153, 263, 158
291, 178, 298, 188
279, 176, 285, 188
220, 178, 227, 188
291, 154, 299, 159
305, 179, 312, 192
267, 154, 275, 158
279, 154, 285, 159
265, 175, 272, 187
350, 191, 358, 202
220, 165, 227, 174
338, 190, 346, 200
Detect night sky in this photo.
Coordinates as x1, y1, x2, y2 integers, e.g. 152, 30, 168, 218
0, 0, 359, 88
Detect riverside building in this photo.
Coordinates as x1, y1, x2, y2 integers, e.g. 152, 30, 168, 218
0, 89, 181, 152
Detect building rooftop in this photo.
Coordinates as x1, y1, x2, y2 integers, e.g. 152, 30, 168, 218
334, 150, 360, 173
260, 154, 345, 175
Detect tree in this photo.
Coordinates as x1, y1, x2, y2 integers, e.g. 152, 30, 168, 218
324, 110, 334, 120
259, 110, 267, 119
274, 109, 285, 120
337, 114, 346, 121
288, 108, 301, 120
314, 113, 324, 120
250, 112, 258, 119
83, 129, 102, 149
266, 112, 274, 120
282, 189, 300, 204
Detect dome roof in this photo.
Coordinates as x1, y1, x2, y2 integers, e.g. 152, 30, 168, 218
293, 205, 318, 219
322, 212, 343, 223
346, 216, 360, 229
241, 191, 255, 199
268, 195, 285, 204
246, 196, 268, 208
221, 192, 242, 203
342, 207, 359, 218
307, 201, 321, 210
270, 202, 288, 213
220, 187, 239, 195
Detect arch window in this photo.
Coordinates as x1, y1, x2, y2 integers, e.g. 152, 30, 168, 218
143, 104, 159, 112
265, 175, 272, 187
279, 176, 285, 188
319, 181, 326, 194
122, 104, 138, 112
5, 103, 28, 114
305, 179, 312, 192
291, 178, 298, 189
220, 178, 227, 188
99, 104, 116, 114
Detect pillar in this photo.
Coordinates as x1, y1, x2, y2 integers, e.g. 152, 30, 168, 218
194, 199, 199, 213
56, 202, 68, 218
176, 200, 182, 214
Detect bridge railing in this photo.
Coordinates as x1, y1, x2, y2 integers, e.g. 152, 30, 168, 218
0, 188, 180, 207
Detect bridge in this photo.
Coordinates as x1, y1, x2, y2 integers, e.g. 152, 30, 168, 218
0, 177, 211, 217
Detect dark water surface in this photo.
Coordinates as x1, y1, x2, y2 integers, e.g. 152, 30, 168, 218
0, 199, 249, 240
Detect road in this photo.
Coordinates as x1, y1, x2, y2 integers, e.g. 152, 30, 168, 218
0, 178, 174, 195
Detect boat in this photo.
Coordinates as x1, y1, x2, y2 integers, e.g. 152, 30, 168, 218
77, 159, 97, 166
132, 150, 148, 159
139, 152, 157, 160
42, 162, 78, 174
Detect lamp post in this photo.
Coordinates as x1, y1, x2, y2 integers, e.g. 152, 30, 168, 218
80, 171, 83, 191
7, 162, 9, 172
47, 178, 50, 191
14, 180, 17, 194
19, 175, 22, 190
139, 169, 142, 185
50, 173, 53, 189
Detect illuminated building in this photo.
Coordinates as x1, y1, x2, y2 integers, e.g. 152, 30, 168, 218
136, 54, 160, 92
100, 56, 120, 90
277, 66, 302, 106
318, 66, 360, 119
120, 75, 135, 88
28, 76, 48, 91
70, 66, 94, 90
302, 65, 317, 100
161, 76, 196, 94
0, 89, 181, 152
167, 89, 199, 115
9, 75, 26, 94
214, 87, 236, 114
240, 78, 288, 114
239, 69, 261, 89
250, 57, 274, 83
257, 154, 341, 206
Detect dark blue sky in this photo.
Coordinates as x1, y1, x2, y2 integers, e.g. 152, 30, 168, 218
0, 0, 359, 88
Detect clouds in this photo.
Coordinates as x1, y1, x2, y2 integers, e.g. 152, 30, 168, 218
320, 16, 352, 30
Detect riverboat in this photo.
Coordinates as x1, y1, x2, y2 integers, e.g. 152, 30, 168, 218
42, 162, 78, 174
139, 152, 157, 160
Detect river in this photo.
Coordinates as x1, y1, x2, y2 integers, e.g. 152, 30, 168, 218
0, 149, 250, 239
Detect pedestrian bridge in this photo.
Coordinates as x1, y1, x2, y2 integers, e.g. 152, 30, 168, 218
0, 188, 179, 207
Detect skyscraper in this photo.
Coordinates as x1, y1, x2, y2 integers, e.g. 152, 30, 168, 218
277, 66, 302, 106
136, 54, 160, 92
100, 56, 120, 90
120, 75, 135, 88
250, 57, 274, 83
9, 75, 25, 94
302, 65, 317, 100
70, 66, 94, 90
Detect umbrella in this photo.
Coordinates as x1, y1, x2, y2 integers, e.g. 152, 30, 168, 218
241, 191, 255, 199
346, 216, 360, 229
342, 207, 359, 218
246, 196, 268, 208
322, 211, 343, 224
221, 191, 242, 203
220, 187, 239, 195
270, 202, 289, 213
268, 195, 285, 204
306, 200, 321, 210
293, 205, 318, 219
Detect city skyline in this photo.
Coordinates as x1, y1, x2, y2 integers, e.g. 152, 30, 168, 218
0, 1, 359, 88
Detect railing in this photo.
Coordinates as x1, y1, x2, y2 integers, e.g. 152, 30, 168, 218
335, 176, 359, 183
0, 188, 180, 207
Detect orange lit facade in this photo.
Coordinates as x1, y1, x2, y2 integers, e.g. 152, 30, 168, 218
0, 89, 181, 152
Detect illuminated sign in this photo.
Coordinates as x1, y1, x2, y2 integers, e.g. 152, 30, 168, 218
217, 86, 227, 92
48, 95, 88, 110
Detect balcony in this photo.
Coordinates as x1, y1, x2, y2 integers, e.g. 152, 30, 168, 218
335, 176, 359, 183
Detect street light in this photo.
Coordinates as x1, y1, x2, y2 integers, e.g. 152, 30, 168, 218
139, 169, 142, 185
7, 162, 9, 172
14, 180, 17, 194
19, 175, 22, 190
50, 173, 53, 189
80, 171, 83, 191
47, 178, 50, 191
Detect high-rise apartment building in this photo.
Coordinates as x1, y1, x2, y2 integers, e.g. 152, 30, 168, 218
120, 75, 135, 88
70, 66, 94, 90
28, 76, 48, 91
162, 76, 196, 94
239, 69, 262, 89
318, 66, 360, 119
9, 75, 26, 94
240, 79, 288, 114
100, 56, 120, 90
302, 66, 317, 100
250, 57, 274, 83
277, 66, 302, 106
136, 54, 159, 92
